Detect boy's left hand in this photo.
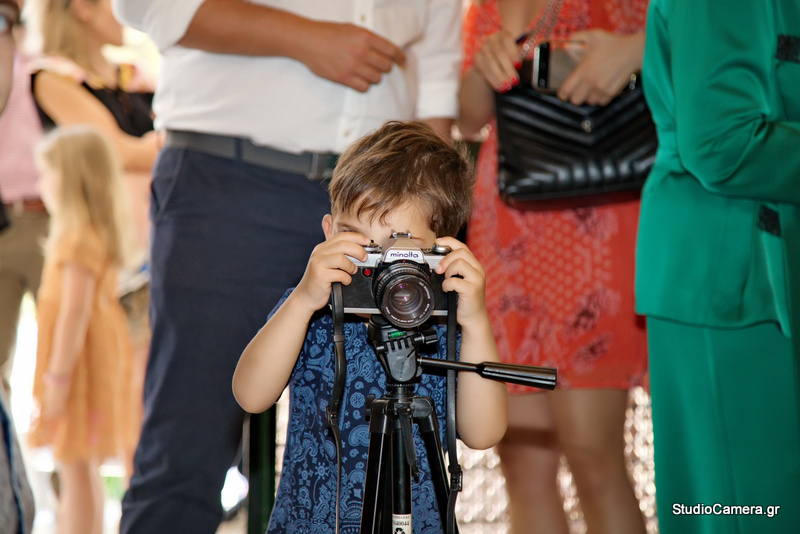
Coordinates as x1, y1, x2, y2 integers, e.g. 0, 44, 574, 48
433, 237, 488, 328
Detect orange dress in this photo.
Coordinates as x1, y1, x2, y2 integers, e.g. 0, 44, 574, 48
464, 0, 649, 393
28, 231, 136, 462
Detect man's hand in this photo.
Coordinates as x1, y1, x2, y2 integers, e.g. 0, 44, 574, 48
178, 1, 405, 92
298, 21, 406, 92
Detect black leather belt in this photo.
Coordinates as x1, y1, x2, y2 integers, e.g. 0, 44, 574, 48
164, 130, 339, 180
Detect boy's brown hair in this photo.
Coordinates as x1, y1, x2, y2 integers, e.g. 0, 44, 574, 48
330, 120, 474, 237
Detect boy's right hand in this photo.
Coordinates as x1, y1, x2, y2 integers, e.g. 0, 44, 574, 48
291, 232, 370, 312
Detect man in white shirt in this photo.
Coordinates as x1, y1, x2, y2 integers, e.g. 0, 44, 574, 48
111, 1, 461, 531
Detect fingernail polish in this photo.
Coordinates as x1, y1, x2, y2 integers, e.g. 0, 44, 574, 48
514, 61, 522, 69
511, 76, 519, 86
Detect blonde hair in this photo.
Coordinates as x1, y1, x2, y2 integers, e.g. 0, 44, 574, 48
29, 0, 94, 65
37, 125, 133, 268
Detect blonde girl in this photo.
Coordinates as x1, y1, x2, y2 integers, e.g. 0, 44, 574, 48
28, 125, 136, 534
29, 0, 159, 475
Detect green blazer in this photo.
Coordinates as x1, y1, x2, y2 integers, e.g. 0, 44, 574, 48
636, 0, 800, 342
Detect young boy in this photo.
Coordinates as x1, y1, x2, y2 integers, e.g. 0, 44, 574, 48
233, 120, 508, 533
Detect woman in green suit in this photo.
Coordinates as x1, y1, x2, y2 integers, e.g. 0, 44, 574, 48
637, 0, 800, 532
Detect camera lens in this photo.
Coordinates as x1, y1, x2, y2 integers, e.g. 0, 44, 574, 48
373, 263, 435, 328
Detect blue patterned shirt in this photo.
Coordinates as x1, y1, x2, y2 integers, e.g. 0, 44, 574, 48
267, 290, 454, 534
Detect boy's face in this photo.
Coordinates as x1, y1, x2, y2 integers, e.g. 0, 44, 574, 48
323, 200, 437, 250
0, 0, 18, 115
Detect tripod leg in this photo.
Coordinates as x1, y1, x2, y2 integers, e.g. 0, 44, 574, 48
361, 399, 392, 534
391, 413, 413, 534
414, 396, 458, 534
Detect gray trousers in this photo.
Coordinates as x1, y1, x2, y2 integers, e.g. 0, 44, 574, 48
0, 208, 48, 397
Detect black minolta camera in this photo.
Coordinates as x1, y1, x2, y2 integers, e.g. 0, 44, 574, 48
341, 232, 451, 328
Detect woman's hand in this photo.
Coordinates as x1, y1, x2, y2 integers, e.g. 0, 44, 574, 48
433, 237, 488, 328
558, 30, 645, 106
292, 232, 370, 313
472, 29, 521, 92
459, 28, 523, 137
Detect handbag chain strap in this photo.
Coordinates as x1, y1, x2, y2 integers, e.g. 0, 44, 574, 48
517, 0, 566, 62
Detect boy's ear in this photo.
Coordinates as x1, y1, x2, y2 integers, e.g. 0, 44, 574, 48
322, 214, 334, 240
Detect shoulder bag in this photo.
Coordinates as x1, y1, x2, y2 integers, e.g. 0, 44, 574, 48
494, 0, 657, 207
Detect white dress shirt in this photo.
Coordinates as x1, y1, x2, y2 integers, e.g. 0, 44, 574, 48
112, 0, 462, 154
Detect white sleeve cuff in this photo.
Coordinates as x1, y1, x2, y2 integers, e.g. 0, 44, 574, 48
416, 80, 459, 120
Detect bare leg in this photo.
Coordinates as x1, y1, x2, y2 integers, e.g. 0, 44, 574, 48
57, 459, 104, 534
496, 393, 569, 534
551, 389, 645, 534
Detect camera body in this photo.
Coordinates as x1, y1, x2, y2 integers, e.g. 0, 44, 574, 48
341, 233, 451, 328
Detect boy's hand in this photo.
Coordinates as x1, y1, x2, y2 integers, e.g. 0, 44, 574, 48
433, 237, 488, 328
292, 232, 370, 313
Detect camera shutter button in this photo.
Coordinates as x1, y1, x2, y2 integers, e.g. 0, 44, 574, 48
431, 244, 451, 255
364, 243, 382, 253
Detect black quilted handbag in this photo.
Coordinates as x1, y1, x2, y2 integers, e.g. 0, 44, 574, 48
494, 66, 657, 207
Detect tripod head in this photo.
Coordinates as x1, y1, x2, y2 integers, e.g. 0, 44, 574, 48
367, 315, 438, 384
367, 314, 557, 391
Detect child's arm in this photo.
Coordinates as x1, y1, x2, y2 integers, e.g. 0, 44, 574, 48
232, 232, 369, 414
433, 237, 508, 450
43, 262, 97, 419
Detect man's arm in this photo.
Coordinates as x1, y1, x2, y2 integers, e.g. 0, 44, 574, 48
113, 0, 406, 92
411, 0, 462, 132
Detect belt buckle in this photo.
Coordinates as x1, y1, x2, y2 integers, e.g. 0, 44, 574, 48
306, 153, 335, 181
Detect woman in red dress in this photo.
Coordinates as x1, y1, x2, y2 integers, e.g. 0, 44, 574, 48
459, 1, 649, 532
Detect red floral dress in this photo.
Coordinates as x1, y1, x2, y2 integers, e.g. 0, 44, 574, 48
464, 0, 649, 393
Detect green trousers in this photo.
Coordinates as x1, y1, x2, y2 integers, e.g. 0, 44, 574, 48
647, 318, 800, 533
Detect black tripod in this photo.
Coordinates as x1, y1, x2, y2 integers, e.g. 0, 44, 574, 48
327, 287, 558, 534
360, 316, 452, 534
360, 314, 558, 534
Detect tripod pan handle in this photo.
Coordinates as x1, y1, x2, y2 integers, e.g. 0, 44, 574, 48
477, 361, 557, 390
